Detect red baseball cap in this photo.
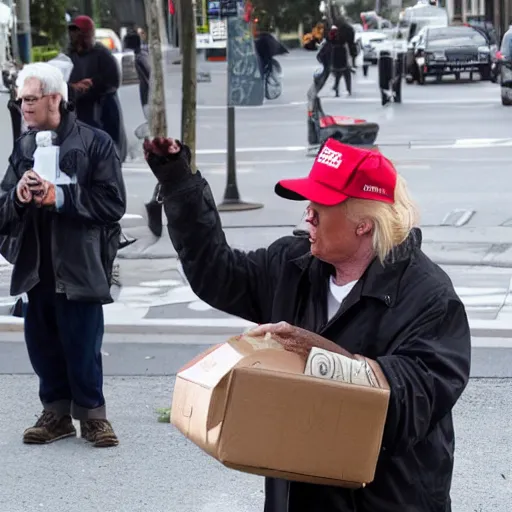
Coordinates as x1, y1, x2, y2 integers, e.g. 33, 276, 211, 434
69, 15, 95, 33
275, 139, 397, 206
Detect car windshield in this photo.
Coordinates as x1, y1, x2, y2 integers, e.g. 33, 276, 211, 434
426, 27, 486, 48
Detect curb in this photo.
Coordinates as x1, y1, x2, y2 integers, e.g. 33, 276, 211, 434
0, 316, 253, 335
0, 316, 509, 338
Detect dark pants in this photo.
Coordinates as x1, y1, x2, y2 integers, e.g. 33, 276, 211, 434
24, 286, 106, 420
333, 69, 352, 95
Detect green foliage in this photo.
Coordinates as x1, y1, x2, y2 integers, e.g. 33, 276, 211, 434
30, 0, 68, 47
156, 407, 171, 423
32, 46, 60, 62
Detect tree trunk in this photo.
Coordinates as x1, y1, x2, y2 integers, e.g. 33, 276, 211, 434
145, 0, 168, 138
178, 0, 197, 173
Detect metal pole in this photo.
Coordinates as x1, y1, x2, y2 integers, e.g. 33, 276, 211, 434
15, 0, 30, 63
224, 105, 240, 201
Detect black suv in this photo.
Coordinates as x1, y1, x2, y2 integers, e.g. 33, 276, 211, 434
406, 25, 492, 84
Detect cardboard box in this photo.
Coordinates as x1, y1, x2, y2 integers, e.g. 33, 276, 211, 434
171, 335, 390, 488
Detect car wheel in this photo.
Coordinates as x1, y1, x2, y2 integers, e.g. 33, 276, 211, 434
405, 75, 414, 84
501, 94, 512, 106
480, 65, 491, 81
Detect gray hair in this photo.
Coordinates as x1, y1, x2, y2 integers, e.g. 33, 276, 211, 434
16, 62, 68, 102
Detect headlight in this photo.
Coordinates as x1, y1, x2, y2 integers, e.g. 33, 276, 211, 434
478, 46, 490, 59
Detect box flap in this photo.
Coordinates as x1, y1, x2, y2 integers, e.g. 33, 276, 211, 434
176, 335, 288, 389
178, 342, 245, 389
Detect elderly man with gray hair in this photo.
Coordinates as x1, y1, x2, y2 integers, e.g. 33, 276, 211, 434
0, 62, 126, 448
144, 136, 471, 511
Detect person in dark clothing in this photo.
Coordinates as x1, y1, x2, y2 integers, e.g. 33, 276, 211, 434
67, 15, 127, 162
123, 32, 150, 120
143, 135, 471, 512
329, 20, 358, 96
123, 31, 162, 237
0, 63, 126, 448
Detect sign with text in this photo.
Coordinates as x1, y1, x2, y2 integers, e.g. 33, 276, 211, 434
220, 0, 239, 17
227, 16, 264, 107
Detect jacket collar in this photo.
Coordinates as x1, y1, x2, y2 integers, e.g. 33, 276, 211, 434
292, 227, 422, 307
54, 106, 77, 144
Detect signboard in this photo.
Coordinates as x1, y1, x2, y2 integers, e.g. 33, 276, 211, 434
227, 16, 264, 106
220, 0, 239, 17
208, 1, 220, 16
210, 19, 227, 40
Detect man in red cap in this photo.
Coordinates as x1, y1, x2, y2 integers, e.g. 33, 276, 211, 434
67, 15, 127, 161
144, 136, 471, 512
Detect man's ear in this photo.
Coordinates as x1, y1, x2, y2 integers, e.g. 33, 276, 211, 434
356, 220, 372, 236
48, 94, 61, 112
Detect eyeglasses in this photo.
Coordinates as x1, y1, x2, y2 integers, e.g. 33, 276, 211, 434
20, 96, 45, 105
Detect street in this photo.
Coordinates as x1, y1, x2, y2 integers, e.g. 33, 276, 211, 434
0, 49, 511, 511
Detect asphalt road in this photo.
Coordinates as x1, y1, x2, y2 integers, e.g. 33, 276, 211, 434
0, 50, 511, 512
0, 375, 510, 512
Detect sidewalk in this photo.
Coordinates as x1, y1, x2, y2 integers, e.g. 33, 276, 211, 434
1, 225, 512, 337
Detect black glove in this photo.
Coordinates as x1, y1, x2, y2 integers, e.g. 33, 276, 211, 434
143, 137, 192, 186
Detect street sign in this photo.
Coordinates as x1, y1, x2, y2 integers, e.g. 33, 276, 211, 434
220, 0, 239, 18
207, 1, 220, 16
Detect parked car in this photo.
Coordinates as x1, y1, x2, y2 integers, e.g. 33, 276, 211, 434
465, 19, 499, 82
497, 25, 512, 105
356, 30, 390, 71
405, 25, 492, 84
95, 27, 138, 85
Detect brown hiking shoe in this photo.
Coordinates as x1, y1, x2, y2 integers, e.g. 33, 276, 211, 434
23, 411, 76, 444
81, 419, 119, 448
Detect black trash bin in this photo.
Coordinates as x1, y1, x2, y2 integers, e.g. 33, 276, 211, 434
378, 49, 405, 106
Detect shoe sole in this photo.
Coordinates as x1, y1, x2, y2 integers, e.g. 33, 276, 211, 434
82, 434, 119, 448
94, 438, 120, 448
23, 431, 77, 444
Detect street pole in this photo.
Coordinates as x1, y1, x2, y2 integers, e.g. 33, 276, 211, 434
217, 12, 263, 212
15, 0, 30, 63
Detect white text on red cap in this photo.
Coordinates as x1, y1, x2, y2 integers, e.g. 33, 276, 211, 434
317, 146, 343, 169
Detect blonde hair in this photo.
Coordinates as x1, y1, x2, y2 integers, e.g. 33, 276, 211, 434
344, 174, 420, 263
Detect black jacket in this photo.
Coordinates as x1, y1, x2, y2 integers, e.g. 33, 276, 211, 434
134, 49, 151, 107
160, 156, 471, 512
68, 43, 120, 126
0, 108, 126, 304
67, 43, 127, 162
331, 22, 358, 70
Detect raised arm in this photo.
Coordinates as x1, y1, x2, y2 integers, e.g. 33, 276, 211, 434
145, 138, 283, 324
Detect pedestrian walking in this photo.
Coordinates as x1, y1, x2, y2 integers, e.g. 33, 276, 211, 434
144, 135, 471, 511
123, 30, 162, 237
0, 63, 126, 447
330, 18, 358, 97
123, 31, 151, 122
